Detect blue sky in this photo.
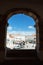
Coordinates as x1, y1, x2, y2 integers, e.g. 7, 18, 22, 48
7, 14, 36, 35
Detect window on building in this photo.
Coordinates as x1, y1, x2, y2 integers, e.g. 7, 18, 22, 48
6, 13, 37, 50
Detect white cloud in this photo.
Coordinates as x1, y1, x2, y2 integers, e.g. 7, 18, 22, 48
7, 26, 12, 30
28, 26, 34, 29
8, 30, 35, 35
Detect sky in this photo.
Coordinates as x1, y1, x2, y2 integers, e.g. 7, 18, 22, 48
7, 13, 36, 35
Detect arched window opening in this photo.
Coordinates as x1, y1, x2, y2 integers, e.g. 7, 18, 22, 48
6, 13, 38, 50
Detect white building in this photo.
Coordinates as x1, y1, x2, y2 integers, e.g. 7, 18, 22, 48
14, 36, 25, 43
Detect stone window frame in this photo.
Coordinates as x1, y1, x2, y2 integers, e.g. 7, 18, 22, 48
5, 8, 40, 58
